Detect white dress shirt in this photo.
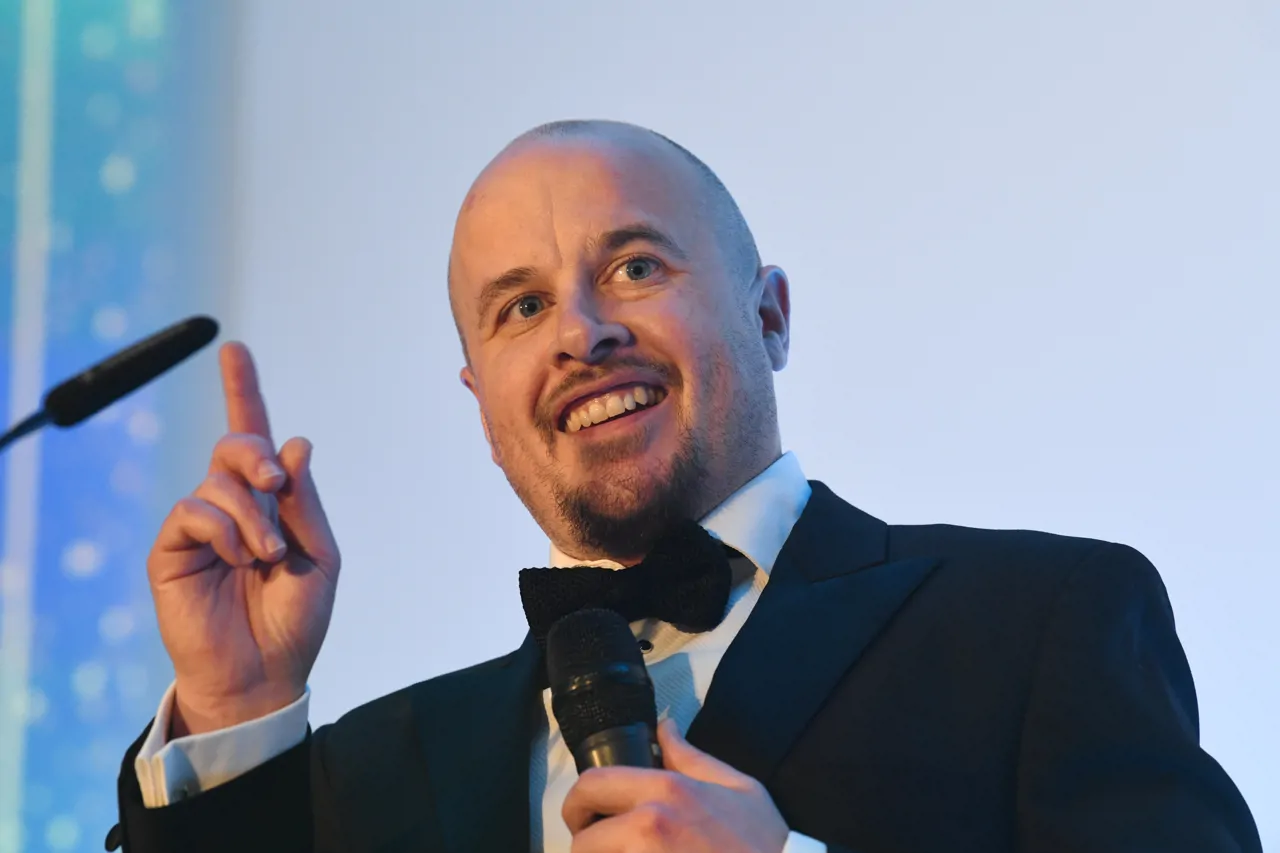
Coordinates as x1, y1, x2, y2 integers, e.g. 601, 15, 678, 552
135, 452, 824, 853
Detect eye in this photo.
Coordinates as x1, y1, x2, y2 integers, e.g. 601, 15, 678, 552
508, 294, 545, 321
614, 256, 661, 282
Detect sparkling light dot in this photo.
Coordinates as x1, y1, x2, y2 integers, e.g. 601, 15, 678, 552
92, 305, 128, 341
26, 689, 48, 722
100, 154, 137, 194
71, 661, 109, 701
98, 606, 136, 643
80, 23, 117, 59
61, 540, 104, 579
9, 688, 49, 723
44, 815, 80, 852
129, 0, 166, 39
127, 409, 162, 444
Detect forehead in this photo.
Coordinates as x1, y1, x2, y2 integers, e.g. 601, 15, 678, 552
449, 138, 710, 303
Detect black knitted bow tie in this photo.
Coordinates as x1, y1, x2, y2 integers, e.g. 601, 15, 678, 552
519, 520, 734, 649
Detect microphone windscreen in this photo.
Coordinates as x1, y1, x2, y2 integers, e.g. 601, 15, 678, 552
43, 315, 218, 426
546, 608, 657, 755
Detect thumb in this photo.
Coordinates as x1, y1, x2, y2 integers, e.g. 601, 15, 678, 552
657, 718, 746, 787
275, 437, 340, 571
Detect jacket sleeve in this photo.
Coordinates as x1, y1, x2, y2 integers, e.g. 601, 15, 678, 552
1015, 543, 1262, 852
111, 721, 329, 853
133, 683, 310, 807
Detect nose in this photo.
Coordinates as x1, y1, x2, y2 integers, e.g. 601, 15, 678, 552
554, 288, 631, 366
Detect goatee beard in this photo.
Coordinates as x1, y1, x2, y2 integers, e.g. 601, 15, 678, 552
555, 427, 707, 560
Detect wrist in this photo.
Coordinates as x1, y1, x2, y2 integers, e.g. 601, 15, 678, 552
170, 683, 304, 737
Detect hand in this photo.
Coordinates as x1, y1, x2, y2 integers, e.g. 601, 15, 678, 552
147, 342, 341, 736
562, 719, 791, 853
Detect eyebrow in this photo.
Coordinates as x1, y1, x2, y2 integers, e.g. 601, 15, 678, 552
474, 266, 538, 329
586, 222, 689, 262
473, 222, 689, 328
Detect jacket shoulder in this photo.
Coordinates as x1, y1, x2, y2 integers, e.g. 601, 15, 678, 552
880, 517, 1164, 620
887, 520, 1117, 568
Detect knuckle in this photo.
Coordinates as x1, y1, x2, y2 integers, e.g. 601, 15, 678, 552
172, 496, 204, 522
192, 478, 250, 525
634, 803, 677, 844
212, 433, 243, 456
173, 497, 234, 543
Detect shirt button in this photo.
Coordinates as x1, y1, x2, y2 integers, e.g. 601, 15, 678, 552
638, 639, 654, 654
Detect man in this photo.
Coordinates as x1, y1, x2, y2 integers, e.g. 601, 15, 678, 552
109, 121, 1261, 852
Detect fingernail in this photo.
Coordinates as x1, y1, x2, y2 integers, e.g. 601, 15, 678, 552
259, 461, 284, 483
263, 532, 286, 557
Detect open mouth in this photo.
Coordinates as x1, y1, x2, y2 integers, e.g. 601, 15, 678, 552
560, 384, 667, 433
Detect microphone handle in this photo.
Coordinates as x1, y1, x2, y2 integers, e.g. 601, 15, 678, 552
570, 722, 663, 773
0, 409, 51, 454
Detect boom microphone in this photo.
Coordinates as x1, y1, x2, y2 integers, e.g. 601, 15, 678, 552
0, 315, 219, 453
546, 608, 663, 771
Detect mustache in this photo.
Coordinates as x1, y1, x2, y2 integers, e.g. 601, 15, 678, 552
536, 356, 678, 429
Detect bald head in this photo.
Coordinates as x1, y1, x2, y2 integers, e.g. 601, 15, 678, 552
448, 121, 761, 351
511, 120, 760, 283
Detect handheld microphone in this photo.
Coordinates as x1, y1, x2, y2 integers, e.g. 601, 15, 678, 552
546, 608, 662, 772
0, 315, 219, 453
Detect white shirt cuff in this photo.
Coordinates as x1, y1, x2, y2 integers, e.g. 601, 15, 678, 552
783, 830, 828, 853
133, 681, 310, 808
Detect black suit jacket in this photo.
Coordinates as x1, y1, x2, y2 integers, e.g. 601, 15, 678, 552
111, 482, 1262, 852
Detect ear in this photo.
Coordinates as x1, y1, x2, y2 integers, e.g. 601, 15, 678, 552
460, 366, 502, 466
754, 266, 790, 371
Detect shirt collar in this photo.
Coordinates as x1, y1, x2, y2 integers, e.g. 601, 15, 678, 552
548, 451, 812, 575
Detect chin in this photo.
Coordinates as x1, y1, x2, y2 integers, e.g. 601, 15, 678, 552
555, 438, 707, 557
571, 466, 670, 514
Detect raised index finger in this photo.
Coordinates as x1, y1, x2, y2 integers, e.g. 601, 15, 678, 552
220, 342, 273, 442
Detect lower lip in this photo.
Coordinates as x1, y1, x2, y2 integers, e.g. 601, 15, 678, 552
564, 397, 666, 439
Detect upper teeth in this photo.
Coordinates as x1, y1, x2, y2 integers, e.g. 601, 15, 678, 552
565, 385, 665, 432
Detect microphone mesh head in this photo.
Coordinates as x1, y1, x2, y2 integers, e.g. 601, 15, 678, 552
545, 608, 657, 752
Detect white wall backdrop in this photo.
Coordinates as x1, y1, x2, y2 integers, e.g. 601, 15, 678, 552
217, 0, 1277, 841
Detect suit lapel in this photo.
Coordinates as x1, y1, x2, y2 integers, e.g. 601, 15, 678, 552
414, 632, 543, 853
686, 481, 939, 784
